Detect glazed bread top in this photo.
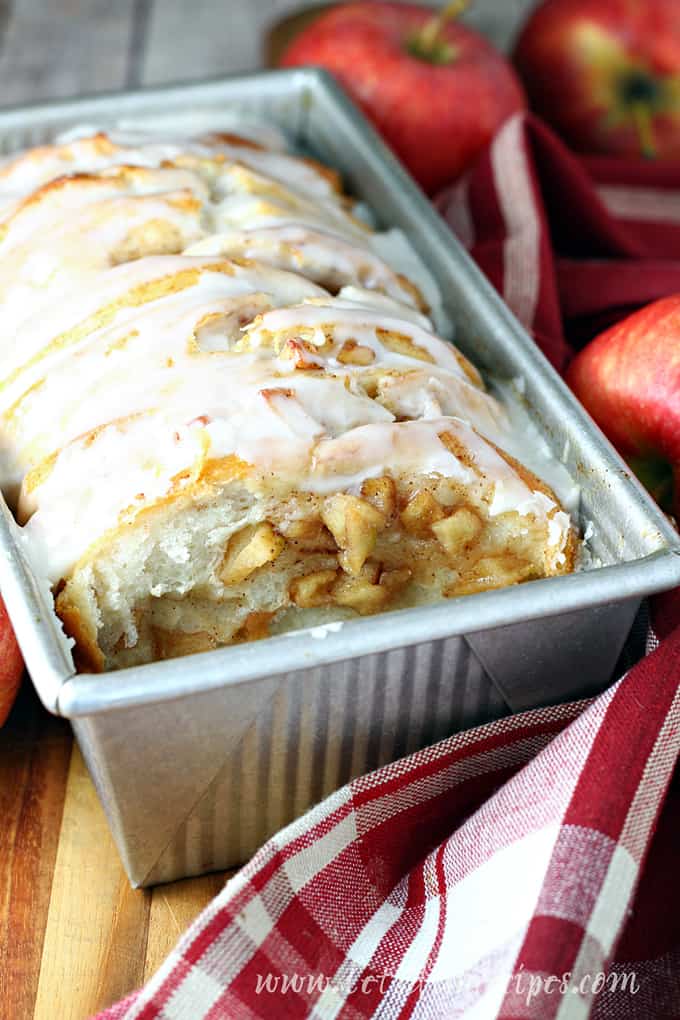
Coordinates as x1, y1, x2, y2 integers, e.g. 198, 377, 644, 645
0, 126, 575, 614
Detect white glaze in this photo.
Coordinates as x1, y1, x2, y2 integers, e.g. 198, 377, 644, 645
0, 125, 575, 590
0, 263, 330, 487
185, 224, 427, 317
22, 416, 571, 584
0, 256, 322, 412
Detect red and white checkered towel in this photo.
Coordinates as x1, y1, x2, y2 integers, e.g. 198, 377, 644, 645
97, 114, 680, 1020
98, 598, 679, 1020
436, 112, 680, 368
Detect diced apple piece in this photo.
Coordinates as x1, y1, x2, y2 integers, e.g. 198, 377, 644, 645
470, 555, 534, 587
336, 339, 375, 365
400, 489, 445, 535
376, 327, 434, 363
332, 574, 389, 614
236, 611, 275, 641
321, 494, 385, 575
290, 568, 338, 608
379, 566, 412, 597
361, 476, 397, 520
219, 522, 285, 585
432, 508, 483, 557
284, 517, 337, 551
278, 338, 320, 369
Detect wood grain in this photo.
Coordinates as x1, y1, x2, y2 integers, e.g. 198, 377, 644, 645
0, 684, 72, 1020
143, 871, 228, 984
31, 744, 231, 1018
142, 0, 329, 84
33, 744, 151, 1019
0, 691, 230, 1020
0, 0, 136, 107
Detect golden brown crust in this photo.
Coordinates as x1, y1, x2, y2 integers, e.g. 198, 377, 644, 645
479, 436, 577, 574
208, 131, 265, 150
109, 219, 187, 265
55, 597, 105, 673
1, 164, 198, 229
300, 156, 342, 194
395, 272, 429, 314
0, 261, 238, 399
4, 172, 118, 221
0, 132, 118, 184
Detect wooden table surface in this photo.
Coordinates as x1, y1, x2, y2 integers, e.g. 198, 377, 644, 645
0, 2, 535, 1017
1, 683, 230, 1019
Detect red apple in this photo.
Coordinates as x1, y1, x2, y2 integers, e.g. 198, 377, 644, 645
0, 596, 23, 726
279, 1, 526, 195
566, 296, 680, 516
514, 0, 680, 159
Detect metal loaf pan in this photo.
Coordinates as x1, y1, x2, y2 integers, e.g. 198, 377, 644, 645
0, 71, 678, 887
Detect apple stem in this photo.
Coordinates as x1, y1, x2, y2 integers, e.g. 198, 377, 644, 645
631, 102, 658, 159
415, 0, 471, 59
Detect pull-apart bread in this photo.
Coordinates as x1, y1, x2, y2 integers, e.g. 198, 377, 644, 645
0, 127, 577, 670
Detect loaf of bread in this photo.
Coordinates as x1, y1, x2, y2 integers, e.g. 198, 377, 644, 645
0, 126, 576, 671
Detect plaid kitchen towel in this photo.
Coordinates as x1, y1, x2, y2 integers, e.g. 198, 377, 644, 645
96, 594, 679, 1020
436, 112, 680, 366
